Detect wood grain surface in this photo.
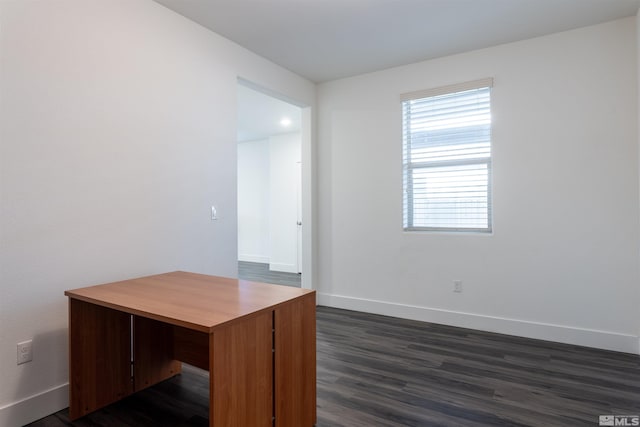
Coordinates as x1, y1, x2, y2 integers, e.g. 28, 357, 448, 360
275, 292, 317, 426
68, 299, 133, 420
65, 271, 314, 332
211, 310, 273, 427
133, 317, 182, 391
66, 272, 316, 426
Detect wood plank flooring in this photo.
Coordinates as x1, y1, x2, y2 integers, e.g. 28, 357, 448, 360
315, 308, 640, 426
28, 306, 640, 427
238, 261, 301, 287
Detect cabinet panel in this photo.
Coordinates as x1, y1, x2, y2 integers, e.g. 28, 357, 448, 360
133, 316, 182, 391
211, 312, 274, 427
68, 300, 133, 420
275, 293, 317, 426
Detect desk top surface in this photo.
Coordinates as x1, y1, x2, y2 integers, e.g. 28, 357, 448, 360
65, 271, 314, 332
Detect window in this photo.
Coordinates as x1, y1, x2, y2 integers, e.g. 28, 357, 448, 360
402, 78, 493, 232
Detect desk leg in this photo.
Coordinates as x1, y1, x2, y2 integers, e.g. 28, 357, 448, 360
210, 311, 273, 427
275, 293, 317, 427
68, 299, 133, 420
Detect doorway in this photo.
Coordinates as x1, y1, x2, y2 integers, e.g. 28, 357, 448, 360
236, 81, 308, 288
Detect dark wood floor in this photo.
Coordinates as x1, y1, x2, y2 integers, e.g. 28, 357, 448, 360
29, 306, 640, 427
238, 261, 301, 287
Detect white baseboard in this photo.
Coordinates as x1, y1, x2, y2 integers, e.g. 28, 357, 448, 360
0, 383, 68, 426
238, 254, 269, 264
317, 293, 640, 355
269, 262, 297, 273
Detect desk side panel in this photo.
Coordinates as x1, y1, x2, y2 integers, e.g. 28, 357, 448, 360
133, 317, 182, 391
211, 311, 273, 427
68, 299, 133, 420
173, 325, 209, 371
275, 292, 317, 427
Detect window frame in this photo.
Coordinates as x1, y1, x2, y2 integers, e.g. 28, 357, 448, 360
401, 78, 494, 233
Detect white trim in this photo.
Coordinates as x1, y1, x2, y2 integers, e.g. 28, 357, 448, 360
238, 254, 270, 264
0, 383, 68, 426
400, 77, 494, 101
317, 293, 639, 355
300, 106, 313, 290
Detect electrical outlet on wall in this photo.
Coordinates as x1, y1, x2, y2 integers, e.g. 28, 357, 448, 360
17, 340, 33, 365
453, 280, 463, 293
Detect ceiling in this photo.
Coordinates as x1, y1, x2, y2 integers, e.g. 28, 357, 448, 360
237, 83, 301, 143
154, 0, 640, 83
154, 0, 640, 141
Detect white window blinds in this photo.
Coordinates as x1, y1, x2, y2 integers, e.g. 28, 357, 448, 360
402, 79, 493, 232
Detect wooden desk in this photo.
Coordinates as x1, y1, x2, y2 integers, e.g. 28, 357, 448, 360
65, 271, 316, 426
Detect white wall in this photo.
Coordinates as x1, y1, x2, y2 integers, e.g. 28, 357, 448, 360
269, 133, 302, 273
0, 1, 314, 425
317, 17, 640, 353
237, 139, 270, 263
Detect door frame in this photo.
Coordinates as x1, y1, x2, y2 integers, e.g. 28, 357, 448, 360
237, 78, 314, 290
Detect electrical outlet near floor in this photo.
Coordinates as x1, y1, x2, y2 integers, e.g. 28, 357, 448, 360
17, 340, 33, 365
453, 280, 463, 293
